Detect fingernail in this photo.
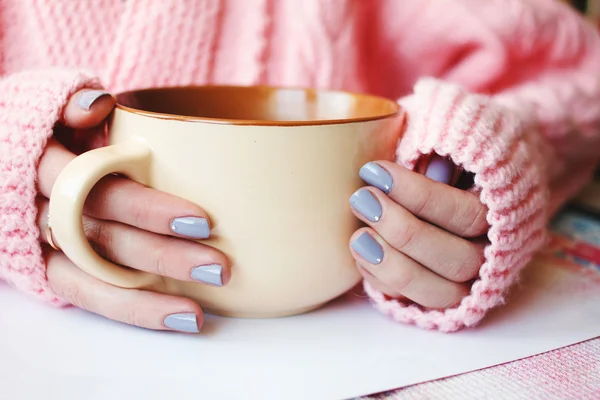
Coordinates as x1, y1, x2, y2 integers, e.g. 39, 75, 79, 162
425, 156, 454, 184
163, 313, 199, 333
350, 189, 382, 222
351, 232, 383, 265
191, 264, 223, 286
76, 90, 111, 111
359, 162, 393, 194
170, 217, 210, 239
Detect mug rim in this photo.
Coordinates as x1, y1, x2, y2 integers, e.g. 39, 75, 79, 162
114, 85, 400, 126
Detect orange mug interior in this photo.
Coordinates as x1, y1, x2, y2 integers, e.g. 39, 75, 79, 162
115, 85, 399, 125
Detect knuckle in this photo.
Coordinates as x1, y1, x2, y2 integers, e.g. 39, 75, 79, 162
412, 186, 434, 217
387, 265, 416, 293
84, 220, 114, 260
96, 224, 113, 252
460, 204, 489, 238
59, 280, 89, 311
445, 245, 484, 282
151, 243, 171, 277
431, 293, 463, 309
389, 218, 419, 251
131, 197, 153, 228
82, 219, 100, 242
124, 306, 147, 328
86, 178, 112, 214
445, 264, 473, 283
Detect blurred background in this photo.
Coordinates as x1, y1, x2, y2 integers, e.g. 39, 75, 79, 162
564, 0, 600, 23
547, 1, 600, 269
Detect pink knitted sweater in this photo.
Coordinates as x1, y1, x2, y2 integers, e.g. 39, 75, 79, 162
1, 0, 600, 333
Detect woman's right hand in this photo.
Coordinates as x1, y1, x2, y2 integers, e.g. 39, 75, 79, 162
36, 89, 231, 333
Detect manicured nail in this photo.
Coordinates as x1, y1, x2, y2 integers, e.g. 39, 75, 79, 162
191, 264, 223, 286
351, 232, 383, 264
425, 156, 454, 184
76, 90, 111, 111
350, 188, 382, 222
359, 162, 393, 193
163, 313, 199, 333
170, 217, 210, 239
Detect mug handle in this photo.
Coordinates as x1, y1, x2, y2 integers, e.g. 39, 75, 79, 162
49, 141, 161, 289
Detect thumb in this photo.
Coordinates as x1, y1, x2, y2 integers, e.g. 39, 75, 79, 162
62, 89, 116, 129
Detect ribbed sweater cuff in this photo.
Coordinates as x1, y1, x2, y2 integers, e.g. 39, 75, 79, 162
365, 78, 550, 332
0, 68, 102, 305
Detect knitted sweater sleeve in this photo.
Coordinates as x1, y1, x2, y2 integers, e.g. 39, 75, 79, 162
0, 69, 103, 305
364, 0, 600, 332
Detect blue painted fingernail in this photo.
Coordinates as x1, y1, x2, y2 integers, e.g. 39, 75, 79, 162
170, 217, 210, 239
359, 162, 393, 194
164, 313, 199, 333
351, 232, 383, 265
76, 90, 111, 111
350, 188, 382, 222
425, 156, 454, 184
191, 264, 223, 286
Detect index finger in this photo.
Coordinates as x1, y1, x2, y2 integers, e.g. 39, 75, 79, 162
358, 161, 489, 238
38, 139, 212, 240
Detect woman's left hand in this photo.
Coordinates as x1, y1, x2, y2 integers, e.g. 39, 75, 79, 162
349, 156, 489, 309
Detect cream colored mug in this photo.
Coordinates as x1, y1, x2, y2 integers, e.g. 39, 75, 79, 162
49, 85, 402, 318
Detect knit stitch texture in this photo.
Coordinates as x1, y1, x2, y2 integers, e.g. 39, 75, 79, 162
1, 0, 600, 332
0, 69, 102, 305
365, 79, 550, 332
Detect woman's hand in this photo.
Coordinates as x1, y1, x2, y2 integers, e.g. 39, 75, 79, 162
349, 157, 489, 309
37, 90, 231, 333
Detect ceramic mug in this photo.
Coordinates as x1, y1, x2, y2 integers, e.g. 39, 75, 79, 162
49, 85, 402, 318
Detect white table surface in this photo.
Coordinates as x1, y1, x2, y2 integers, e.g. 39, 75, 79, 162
1, 259, 599, 400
